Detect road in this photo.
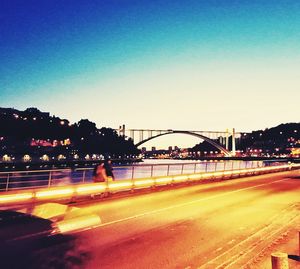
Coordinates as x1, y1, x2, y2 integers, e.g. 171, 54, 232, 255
3, 170, 300, 268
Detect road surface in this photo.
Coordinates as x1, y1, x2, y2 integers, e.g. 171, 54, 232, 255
3, 170, 300, 268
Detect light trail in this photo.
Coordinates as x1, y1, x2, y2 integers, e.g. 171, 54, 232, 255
94, 177, 290, 229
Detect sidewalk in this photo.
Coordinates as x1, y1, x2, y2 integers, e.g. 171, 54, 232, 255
251, 225, 300, 269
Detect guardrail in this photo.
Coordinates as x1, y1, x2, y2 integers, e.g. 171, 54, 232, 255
0, 160, 272, 192
1, 163, 299, 207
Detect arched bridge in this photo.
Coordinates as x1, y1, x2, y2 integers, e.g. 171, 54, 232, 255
116, 125, 247, 156
135, 130, 231, 156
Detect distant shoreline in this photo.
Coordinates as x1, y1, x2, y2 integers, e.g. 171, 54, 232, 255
0, 156, 299, 172
0, 158, 143, 172
181, 156, 300, 162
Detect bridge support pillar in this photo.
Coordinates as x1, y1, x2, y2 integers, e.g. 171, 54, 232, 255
225, 129, 229, 150
231, 128, 236, 156
119, 124, 126, 137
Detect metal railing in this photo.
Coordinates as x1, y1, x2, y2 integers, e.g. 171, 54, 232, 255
0, 160, 281, 192
1, 162, 299, 207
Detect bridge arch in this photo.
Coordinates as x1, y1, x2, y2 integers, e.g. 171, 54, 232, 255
135, 130, 231, 156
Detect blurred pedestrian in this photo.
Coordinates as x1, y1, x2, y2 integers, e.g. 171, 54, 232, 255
92, 162, 107, 183
103, 159, 115, 181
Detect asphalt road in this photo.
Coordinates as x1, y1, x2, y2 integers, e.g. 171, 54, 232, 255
4, 170, 300, 269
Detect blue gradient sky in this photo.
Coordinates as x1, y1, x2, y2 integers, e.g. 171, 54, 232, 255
1, 0, 300, 148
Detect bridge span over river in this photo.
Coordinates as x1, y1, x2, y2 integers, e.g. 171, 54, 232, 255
116, 125, 248, 156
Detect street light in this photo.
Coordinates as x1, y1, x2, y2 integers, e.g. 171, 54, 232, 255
23, 154, 31, 162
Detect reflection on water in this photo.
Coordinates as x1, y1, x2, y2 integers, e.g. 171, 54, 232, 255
113, 159, 265, 180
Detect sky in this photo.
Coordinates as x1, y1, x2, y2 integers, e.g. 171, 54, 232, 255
1, 0, 300, 149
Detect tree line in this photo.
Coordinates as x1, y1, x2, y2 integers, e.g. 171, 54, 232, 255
0, 107, 140, 157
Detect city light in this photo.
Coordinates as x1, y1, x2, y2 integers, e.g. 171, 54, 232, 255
23, 154, 31, 162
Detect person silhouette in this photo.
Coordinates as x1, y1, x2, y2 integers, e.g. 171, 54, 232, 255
103, 159, 115, 181
92, 162, 107, 182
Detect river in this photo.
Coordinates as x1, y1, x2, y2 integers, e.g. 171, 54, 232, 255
0, 159, 282, 191
113, 159, 265, 180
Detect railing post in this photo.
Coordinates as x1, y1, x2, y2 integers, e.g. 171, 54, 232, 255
181, 164, 184, 175
238, 161, 242, 177
249, 161, 253, 175
205, 162, 208, 172
5, 173, 10, 191
131, 166, 135, 179
271, 252, 289, 269
48, 171, 52, 187
167, 164, 170, 176
223, 162, 226, 171
131, 176, 135, 192
150, 165, 154, 177
194, 163, 197, 173
105, 177, 110, 196
82, 170, 86, 183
